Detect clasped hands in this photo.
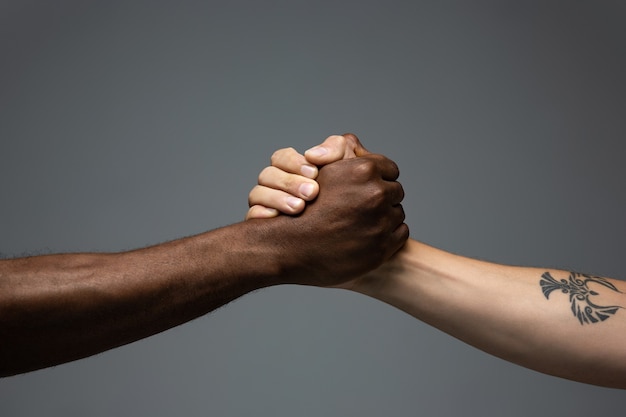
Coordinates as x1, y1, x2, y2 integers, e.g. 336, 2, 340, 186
246, 133, 409, 288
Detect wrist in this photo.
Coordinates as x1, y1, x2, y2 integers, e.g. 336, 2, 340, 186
346, 239, 423, 297
199, 220, 288, 290
347, 239, 472, 321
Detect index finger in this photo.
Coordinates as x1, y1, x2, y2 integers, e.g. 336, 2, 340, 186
270, 147, 318, 179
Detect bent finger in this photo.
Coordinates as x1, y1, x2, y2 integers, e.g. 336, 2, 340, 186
248, 185, 306, 215
387, 181, 405, 206
270, 147, 318, 178
258, 166, 320, 201
246, 205, 279, 220
368, 154, 401, 181
387, 222, 410, 258
389, 204, 407, 229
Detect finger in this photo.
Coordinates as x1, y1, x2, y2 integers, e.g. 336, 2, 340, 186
304, 133, 373, 165
246, 205, 279, 220
390, 204, 406, 229
372, 154, 401, 181
388, 222, 410, 257
386, 181, 405, 206
304, 135, 348, 165
258, 166, 320, 201
376, 203, 406, 232
380, 205, 409, 259
352, 154, 400, 182
270, 147, 318, 179
248, 185, 306, 215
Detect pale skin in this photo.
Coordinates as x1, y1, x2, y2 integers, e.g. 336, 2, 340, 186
0, 151, 408, 377
248, 133, 626, 389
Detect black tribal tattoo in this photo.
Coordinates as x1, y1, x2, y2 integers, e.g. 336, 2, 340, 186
540, 272, 624, 325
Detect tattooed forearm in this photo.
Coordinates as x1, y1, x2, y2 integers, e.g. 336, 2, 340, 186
540, 272, 624, 325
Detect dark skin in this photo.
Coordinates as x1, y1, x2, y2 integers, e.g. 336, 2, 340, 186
0, 152, 408, 377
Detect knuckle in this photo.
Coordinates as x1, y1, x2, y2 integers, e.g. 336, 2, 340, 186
388, 160, 400, 177
394, 182, 405, 203
342, 132, 358, 149
281, 174, 297, 192
269, 149, 283, 165
352, 158, 378, 180
361, 185, 386, 210
270, 147, 295, 166
258, 166, 274, 184
395, 204, 406, 224
248, 185, 262, 205
327, 134, 346, 146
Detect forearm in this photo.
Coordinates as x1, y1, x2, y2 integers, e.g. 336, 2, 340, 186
0, 152, 407, 377
0, 221, 281, 377
352, 239, 626, 389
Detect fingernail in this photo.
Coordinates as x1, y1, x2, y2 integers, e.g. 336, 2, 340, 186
305, 146, 328, 158
300, 164, 317, 178
286, 197, 304, 210
299, 182, 315, 199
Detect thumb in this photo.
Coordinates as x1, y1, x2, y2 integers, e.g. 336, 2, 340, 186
304, 133, 370, 166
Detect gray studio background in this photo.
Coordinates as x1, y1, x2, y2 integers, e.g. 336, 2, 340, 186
1, 1, 625, 416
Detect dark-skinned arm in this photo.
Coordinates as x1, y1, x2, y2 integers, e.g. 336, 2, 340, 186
0, 152, 408, 377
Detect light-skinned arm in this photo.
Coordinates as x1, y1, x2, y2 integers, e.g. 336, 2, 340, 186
248, 134, 626, 389
0, 150, 408, 377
